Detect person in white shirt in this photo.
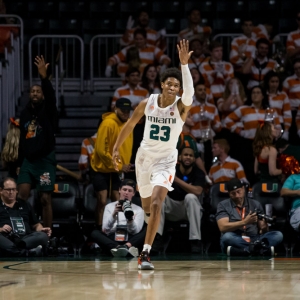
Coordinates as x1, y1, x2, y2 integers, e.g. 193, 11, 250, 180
90, 179, 145, 257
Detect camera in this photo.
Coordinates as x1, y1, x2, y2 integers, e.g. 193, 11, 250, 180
119, 199, 134, 221
254, 208, 275, 224
7, 231, 26, 248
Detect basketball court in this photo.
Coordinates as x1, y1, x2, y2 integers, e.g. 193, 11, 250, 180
1, 255, 300, 299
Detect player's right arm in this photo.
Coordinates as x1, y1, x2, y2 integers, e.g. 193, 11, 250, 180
112, 99, 148, 171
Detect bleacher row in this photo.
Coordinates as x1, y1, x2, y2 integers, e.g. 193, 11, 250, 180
5, 0, 300, 39
27, 180, 294, 254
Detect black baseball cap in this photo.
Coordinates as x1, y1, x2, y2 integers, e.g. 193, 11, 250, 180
116, 98, 133, 110
120, 179, 136, 191
226, 178, 244, 192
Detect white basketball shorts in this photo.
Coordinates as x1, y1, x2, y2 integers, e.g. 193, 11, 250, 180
135, 147, 177, 198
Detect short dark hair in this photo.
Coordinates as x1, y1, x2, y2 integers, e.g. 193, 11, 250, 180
256, 38, 270, 48
246, 85, 269, 109
160, 68, 182, 87
0, 177, 17, 189
133, 28, 147, 39
179, 145, 195, 156
187, 7, 200, 17
30, 84, 42, 91
242, 18, 253, 25
194, 79, 206, 87
209, 40, 222, 52
120, 179, 136, 192
125, 67, 140, 77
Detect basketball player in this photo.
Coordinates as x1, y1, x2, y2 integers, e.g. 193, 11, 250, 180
112, 40, 194, 270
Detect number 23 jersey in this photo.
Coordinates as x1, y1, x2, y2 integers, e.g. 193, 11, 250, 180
140, 94, 184, 157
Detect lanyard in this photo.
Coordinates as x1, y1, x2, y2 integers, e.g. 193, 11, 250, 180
235, 206, 246, 232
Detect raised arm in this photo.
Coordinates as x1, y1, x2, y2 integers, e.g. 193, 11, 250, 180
112, 99, 147, 171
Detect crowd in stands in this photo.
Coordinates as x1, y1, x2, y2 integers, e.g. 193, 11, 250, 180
2, 5, 300, 257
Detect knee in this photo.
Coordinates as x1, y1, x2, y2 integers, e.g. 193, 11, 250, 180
272, 231, 284, 244
184, 194, 199, 206
40, 193, 52, 207
221, 232, 235, 245
36, 232, 49, 246
151, 197, 163, 214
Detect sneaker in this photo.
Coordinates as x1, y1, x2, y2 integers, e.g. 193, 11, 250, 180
227, 246, 250, 257
138, 250, 154, 270
263, 246, 275, 257
111, 245, 129, 257
191, 240, 202, 253
128, 246, 139, 257
28, 245, 43, 257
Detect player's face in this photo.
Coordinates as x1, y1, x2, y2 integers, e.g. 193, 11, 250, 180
194, 84, 206, 101
116, 108, 130, 122
161, 77, 181, 97
126, 72, 140, 86
119, 185, 135, 200
189, 9, 201, 24
146, 66, 157, 82
134, 34, 146, 48
212, 143, 222, 157
268, 76, 279, 92
30, 85, 44, 104
242, 21, 253, 35
211, 47, 223, 61
257, 43, 269, 58
190, 40, 203, 57
138, 12, 149, 27
294, 62, 300, 78
179, 148, 195, 168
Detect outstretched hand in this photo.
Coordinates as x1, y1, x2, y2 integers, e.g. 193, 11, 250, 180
34, 55, 49, 79
177, 39, 193, 66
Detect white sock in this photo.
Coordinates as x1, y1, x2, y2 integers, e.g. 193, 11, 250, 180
142, 244, 151, 253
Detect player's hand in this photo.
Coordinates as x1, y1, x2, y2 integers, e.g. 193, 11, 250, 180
34, 55, 49, 79
112, 149, 121, 171
177, 39, 193, 65
243, 211, 258, 225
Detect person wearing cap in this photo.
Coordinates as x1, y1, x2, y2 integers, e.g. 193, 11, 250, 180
91, 98, 134, 228
90, 179, 145, 257
215, 178, 283, 256
154, 146, 205, 253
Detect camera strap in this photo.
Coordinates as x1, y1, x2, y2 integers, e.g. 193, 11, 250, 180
115, 211, 128, 242
235, 207, 246, 232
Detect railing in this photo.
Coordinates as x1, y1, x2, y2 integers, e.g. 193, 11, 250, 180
28, 35, 84, 94
90, 34, 178, 93
0, 31, 22, 151
0, 14, 23, 91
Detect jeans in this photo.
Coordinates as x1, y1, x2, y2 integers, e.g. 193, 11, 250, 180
220, 231, 283, 253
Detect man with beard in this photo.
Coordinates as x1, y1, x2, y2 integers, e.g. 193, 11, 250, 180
155, 146, 205, 253
17, 55, 58, 228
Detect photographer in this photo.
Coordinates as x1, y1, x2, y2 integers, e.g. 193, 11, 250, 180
0, 177, 51, 256
90, 179, 145, 257
216, 178, 283, 256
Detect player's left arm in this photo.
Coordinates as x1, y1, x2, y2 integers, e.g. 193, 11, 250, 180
176, 40, 194, 121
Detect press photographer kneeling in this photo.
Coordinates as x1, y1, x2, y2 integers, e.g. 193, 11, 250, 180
91, 179, 145, 257
216, 178, 283, 256
0, 177, 51, 256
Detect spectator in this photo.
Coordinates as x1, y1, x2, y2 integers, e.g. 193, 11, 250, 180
253, 23, 273, 40
177, 8, 212, 44
281, 174, 300, 232
106, 28, 171, 79
264, 71, 292, 141
0, 177, 51, 257
200, 41, 234, 102
209, 139, 248, 184
277, 138, 300, 165
217, 77, 247, 125
91, 98, 134, 227
286, 11, 300, 59
17, 56, 58, 228
78, 132, 97, 183
242, 38, 277, 89
156, 146, 205, 253
120, 10, 165, 50
90, 179, 145, 257
229, 19, 257, 73
140, 64, 161, 94
253, 122, 282, 183
1, 118, 20, 180
182, 37, 209, 72
111, 68, 149, 110
216, 178, 283, 256
189, 81, 222, 171
224, 85, 280, 184
283, 59, 300, 144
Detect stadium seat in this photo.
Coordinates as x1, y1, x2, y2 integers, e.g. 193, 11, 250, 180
89, 1, 119, 19
278, 18, 297, 34
248, 0, 279, 19
216, 0, 246, 18
152, 2, 182, 18
5, 1, 28, 18
213, 18, 241, 34
24, 19, 48, 35
49, 19, 83, 35
83, 19, 115, 35
58, 2, 87, 19
280, 0, 300, 18
28, 2, 56, 19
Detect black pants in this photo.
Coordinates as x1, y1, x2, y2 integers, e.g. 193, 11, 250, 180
90, 225, 147, 253
0, 232, 49, 256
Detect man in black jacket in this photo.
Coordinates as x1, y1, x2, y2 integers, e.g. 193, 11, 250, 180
17, 55, 58, 228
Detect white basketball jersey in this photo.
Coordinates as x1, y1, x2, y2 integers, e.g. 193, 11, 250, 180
140, 94, 184, 157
